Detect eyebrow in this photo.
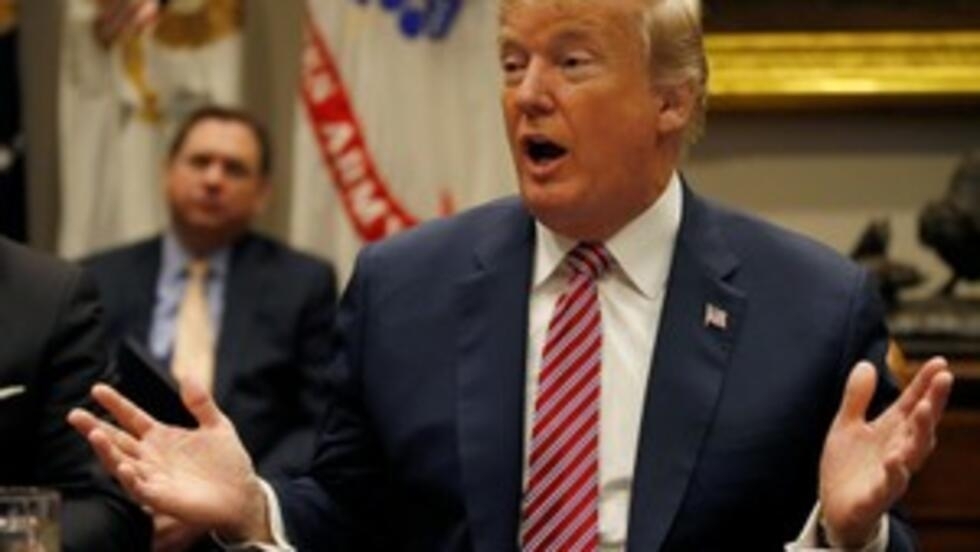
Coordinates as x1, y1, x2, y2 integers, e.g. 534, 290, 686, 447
498, 24, 602, 53
186, 152, 256, 172
551, 27, 602, 49
497, 28, 520, 51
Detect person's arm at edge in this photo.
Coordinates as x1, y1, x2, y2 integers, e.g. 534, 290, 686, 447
253, 261, 338, 478
788, 269, 935, 551
38, 267, 151, 551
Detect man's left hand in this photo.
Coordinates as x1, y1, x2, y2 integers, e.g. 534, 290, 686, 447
819, 356, 953, 546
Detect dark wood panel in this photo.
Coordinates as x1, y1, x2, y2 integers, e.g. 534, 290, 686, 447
904, 360, 980, 550
703, 1, 980, 32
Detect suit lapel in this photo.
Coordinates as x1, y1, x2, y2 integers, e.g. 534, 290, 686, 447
626, 186, 747, 551
214, 236, 259, 405
131, 239, 162, 345
455, 204, 535, 552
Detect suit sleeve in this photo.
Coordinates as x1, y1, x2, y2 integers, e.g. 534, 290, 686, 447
274, 249, 397, 551
256, 262, 339, 479
34, 268, 151, 552
839, 269, 916, 552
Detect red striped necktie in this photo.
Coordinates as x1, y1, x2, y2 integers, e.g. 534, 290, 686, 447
521, 242, 613, 552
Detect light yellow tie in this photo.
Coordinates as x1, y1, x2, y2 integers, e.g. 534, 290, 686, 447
171, 259, 215, 392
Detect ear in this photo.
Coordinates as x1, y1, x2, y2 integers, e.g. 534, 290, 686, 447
655, 81, 696, 135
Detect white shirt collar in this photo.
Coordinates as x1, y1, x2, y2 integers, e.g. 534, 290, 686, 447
532, 172, 684, 299
161, 231, 231, 283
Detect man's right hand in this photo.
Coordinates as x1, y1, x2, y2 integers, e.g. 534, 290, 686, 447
67, 378, 272, 543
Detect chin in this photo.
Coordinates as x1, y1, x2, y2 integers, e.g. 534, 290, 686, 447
523, 201, 589, 240
521, 173, 583, 205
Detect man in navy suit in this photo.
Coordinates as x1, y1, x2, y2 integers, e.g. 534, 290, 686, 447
83, 106, 337, 551
0, 237, 151, 551
70, 0, 952, 550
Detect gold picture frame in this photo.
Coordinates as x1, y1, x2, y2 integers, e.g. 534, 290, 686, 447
706, 30, 980, 109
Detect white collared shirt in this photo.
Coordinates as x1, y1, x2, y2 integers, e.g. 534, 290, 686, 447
524, 173, 683, 550
522, 173, 886, 552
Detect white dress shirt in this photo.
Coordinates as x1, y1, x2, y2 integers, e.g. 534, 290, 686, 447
525, 174, 683, 550
523, 174, 885, 552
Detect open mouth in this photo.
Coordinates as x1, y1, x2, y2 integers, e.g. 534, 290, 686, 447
523, 136, 568, 165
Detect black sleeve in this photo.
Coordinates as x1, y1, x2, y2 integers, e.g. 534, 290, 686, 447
277, 249, 395, 551
257, 261, 339, 479
34, 268, 151, 552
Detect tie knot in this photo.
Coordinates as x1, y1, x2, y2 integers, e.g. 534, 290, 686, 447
566, 242, 612, 280
185, 259, 210, 281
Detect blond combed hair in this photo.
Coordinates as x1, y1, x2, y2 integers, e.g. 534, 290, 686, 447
498, 0, 709, 146
640, 0, 708, 146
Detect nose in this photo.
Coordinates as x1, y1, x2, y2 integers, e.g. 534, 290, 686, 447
201, 160, 225, 189
514, 59, 555, 116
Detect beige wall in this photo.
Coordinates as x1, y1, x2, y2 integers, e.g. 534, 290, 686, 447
21, 3, 980, 297
240, 0, 303, 237
687, 111, 980, 296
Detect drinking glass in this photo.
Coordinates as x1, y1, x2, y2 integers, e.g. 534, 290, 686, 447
0, 488, 59, 552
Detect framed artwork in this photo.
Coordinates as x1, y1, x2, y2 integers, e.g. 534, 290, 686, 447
703, 1, 980, 109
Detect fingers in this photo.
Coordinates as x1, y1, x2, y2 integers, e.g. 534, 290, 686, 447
925, 363, 954, 424
68, 406, 161, 510
68, 408, 140, 480
836, 361, 878, 425
68, 401, 179, 515
882, 451, 910, 505
66, 406, 102, 436
113, 454, 168, 509
116, 460, 148, 501
891, 402, 935, 473
89, 428, 131, 475
77, 419, 121, 474
177, 375, 224, 428
892, 356, 949, 417
68, 408, 142, 458
896, 364, 954, 473
153, 514, 188, 552
91, 383, 158, 438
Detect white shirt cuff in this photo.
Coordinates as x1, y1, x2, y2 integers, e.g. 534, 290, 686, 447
785, 502, 888, 552
213, 479, 295, 552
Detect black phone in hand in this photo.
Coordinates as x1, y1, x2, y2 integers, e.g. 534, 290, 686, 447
115, 337, 197, 428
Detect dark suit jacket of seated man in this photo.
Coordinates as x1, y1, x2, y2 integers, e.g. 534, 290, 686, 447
0, 236, 150, 551
85, 230, 337, 482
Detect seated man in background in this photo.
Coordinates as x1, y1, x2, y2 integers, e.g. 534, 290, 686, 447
84, 106, 337, 551
0, 236, 150, 551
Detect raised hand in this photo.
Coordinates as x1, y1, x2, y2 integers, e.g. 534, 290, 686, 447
67, 378, 271, 542
819, 356, 953, 546
93, 0, 160, 47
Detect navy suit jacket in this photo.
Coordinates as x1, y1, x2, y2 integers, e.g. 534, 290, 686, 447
278, 186, 915, 551
85, 232, 337, 481
0, 237, 150, 551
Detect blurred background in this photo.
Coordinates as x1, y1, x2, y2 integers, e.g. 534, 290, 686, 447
3, 0, 977, 293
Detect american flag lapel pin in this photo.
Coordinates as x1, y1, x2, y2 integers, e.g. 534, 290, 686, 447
704, 303, 728, 330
